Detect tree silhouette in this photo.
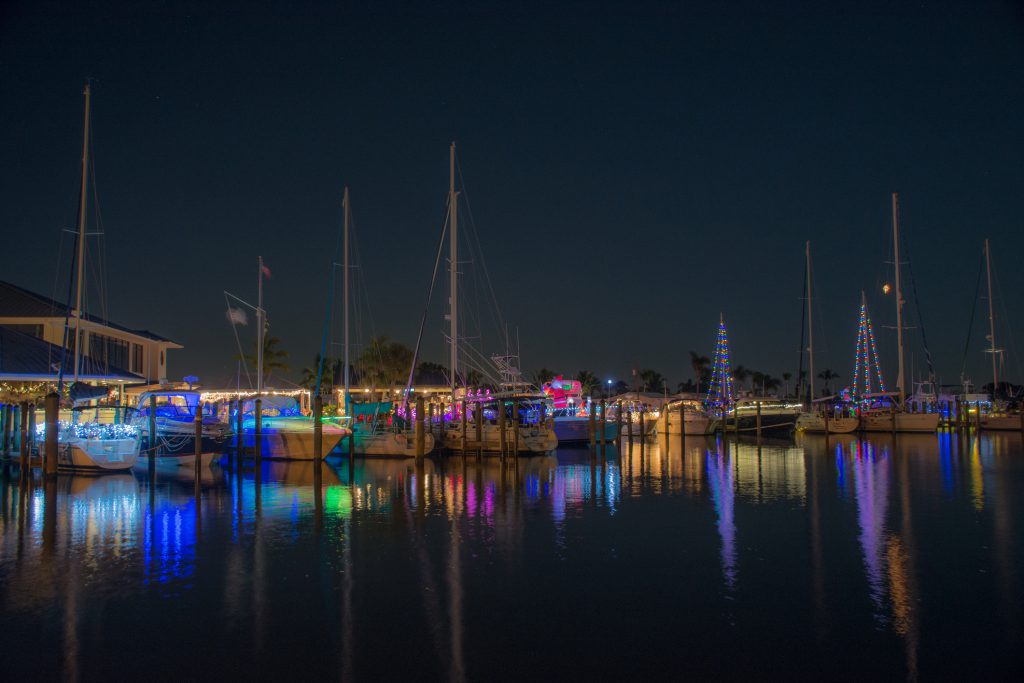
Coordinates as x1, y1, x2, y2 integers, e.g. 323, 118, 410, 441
575, 370, 597, 396
818, 369, 840, 395
689, 351, 711, 392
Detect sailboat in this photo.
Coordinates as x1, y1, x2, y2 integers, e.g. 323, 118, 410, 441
332, 188, 435, 457
227, 257, 348, 459
977, 238, 1021, 431
859, 194, 939, 433
796, 242, 859, 434
434, 143, 556, 454
48, 83, 141, 472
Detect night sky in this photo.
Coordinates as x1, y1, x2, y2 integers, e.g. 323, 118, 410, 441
2, 0, 1022, 391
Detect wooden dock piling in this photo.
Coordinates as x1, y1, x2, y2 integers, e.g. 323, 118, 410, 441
254, 398, 262, 461
599, 399, 607, 449
235, 399, 244, 457
512, 402, 520, 458
1, 404, 10, 456
19, 402, 28, 471
589, 401, 596, 449
474, 399, 483, 458
756, 401, 762, 439
615, 400, 622, 448
461, 399, 468, 452
415, 396, 425, 460
44, 393, 58, 476
148, 394, 157, 471
679, 401, 686, 449
313, 394, 323, 461
626, 405, 634, 442
498, 399, 507, 458
194, 404, 204, 478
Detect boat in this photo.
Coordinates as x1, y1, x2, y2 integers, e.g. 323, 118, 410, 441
331, 188, 435, 457
40, 83, 141, 472
231, 395, 345, 460
792, 242, 859, 435
976, 238, 1022, 431
442, 393, 558, 454
858, 194, 939, 433
130, 390, 230, 468
541, 377, 620, 443
656, 398, 712, 436
40, 414, 140, 472
795, 398, 859, 434
722, 398, 801, 435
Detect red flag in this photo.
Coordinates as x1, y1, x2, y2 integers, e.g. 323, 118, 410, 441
261, 263, 272, 278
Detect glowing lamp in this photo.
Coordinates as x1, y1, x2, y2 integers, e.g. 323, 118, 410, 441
882, 283, 891, 294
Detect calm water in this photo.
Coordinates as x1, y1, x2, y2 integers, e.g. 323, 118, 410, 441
2, 433, 1022, 681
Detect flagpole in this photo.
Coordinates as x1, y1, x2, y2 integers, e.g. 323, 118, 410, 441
257, 256, 264, 396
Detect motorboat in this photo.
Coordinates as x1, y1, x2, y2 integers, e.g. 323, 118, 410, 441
228, 395, 347, 460
656, 399, 712, 436
37, 418, 140, 472
131, 390, 231, 468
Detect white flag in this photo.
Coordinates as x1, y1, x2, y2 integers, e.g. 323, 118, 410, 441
226, 307, 248, 326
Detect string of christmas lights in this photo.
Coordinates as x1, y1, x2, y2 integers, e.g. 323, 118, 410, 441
851, 299, 886, 399
704, 315, 734, 410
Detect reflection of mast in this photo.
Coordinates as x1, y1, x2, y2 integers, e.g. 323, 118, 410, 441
889, 449, 919, 680
706, 443, 737, 590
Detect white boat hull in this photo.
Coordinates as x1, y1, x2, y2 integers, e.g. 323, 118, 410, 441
657, 413, 711, 436
859, 411, 940, 433
59, 438, 140, 472
336, 429, 436, 457
796, 413, 860, 434
980, 414, 1023, 431
442, 423, 557, 453
239, 418, 346, 460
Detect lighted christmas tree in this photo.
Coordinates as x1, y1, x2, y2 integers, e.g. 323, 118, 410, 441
851, 292, 887, 399
704, 313, 734, 410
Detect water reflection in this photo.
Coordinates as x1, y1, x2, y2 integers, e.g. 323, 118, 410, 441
0, 431, 1021, 679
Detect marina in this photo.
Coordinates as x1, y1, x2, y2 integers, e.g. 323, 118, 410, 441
2, 2, 1023, 679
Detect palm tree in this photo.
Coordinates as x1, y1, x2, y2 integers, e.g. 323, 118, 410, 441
733, 364, 752, 393
689, 351, 711, 392
241, 335, 289, 384
639, 369, 666, 393
533, 367, 555, 385
818, 369, 839, 395
677, 379, 697, 393
575, 370, 597, 397
416, 361, 448, 385
781, 372, 793, 397
763, 374, 782, 395
359, 336, 413, 394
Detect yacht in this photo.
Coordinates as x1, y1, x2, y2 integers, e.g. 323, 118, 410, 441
131, 390, 230, 468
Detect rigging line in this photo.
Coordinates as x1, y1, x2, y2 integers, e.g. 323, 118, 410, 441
49, 230, 69, 376
900, 224, 935, 381
89, 154, 110, 328
797, 251, 807, 402
224, 291, 254, 389
455, 154, 507, 337
314, 199, 345, 398
401, 204, 451, 416
57, 228, 81, 395
992, 259, 1022, 385
959, 249, 984, 384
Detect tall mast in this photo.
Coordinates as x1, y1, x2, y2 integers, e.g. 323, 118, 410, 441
806, 240, 814, 401
891, 192, 905, 405
72, 82, 92, 382
343, 187, 351, 415
985, 238, 998, 396
257, 255, 264, 395
448, 142, 459, 396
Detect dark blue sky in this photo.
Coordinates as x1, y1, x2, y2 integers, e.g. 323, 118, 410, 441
2, 0, 1022, 390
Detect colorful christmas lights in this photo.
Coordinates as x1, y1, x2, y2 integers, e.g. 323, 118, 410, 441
704, 315, 734, 410
851, 299, 887, 399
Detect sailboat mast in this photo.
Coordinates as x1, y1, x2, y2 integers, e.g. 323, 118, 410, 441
257, 255, 264, 395
73, 82, 92, 382
448, 142, 459, 396
891, 192, 905, 404
806, 240, 814, 401
343, 187, 351, 415
985, 237, 998, 396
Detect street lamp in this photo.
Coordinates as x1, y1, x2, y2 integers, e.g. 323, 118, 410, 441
606, 378, 612, 399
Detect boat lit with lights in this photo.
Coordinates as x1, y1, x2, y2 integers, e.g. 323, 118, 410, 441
130, 390, 230, 468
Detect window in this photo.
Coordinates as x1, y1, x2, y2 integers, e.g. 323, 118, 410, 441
131, 344, 143, 374
88, 332, 130, 372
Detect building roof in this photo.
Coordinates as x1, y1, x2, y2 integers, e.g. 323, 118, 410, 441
0, 325, 145, 383
0, 280, 178, 344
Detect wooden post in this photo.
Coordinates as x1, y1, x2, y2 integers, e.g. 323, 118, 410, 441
679, 401, 686, 447
44, 393, 59, 476
975, 402, 982, 432
460, 399, 468, 452
415, 395, 425, 460
512, 402, 520, 459
11, 404, 21, 455
474, 399, 483, 456
599, 399, 607, 447
662, 404, 669, 457
427, 402, 435, 441
498, 399, 507, 458
194, 403, 204, 477
589, 400, 596, 449
824, 404, 830, 434
27, 404, 37, 458
756, 401, 762, 439
616, 400, 623, 447
19, 402, 29, 470
147, 394, 157, 464
313, 394, 323, 461
1, 404, 9, 455
639, 407, 645, 443
627, 405, 634, 441
235, 399, 244, 456
254, 398, 263, 461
